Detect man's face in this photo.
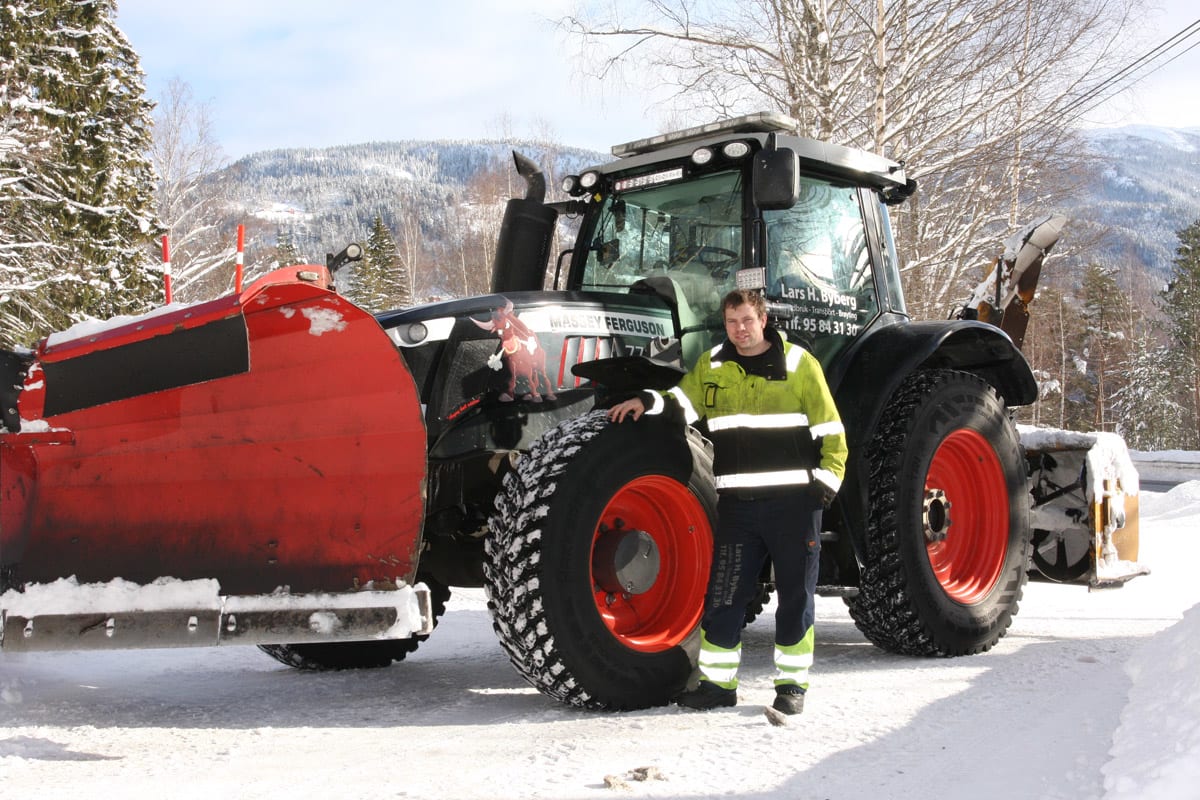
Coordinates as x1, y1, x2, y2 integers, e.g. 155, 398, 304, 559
724, 302, 768, 356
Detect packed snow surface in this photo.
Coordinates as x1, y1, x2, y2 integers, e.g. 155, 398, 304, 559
2, 482, 1199, 799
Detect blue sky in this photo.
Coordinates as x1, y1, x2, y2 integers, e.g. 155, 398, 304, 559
115, 1, 1200, 161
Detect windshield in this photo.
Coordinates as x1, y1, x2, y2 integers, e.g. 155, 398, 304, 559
581, 170, 743, 291
579, 170, 743, 361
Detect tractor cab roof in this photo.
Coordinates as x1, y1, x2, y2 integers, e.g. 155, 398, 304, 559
597, 111, 912, 198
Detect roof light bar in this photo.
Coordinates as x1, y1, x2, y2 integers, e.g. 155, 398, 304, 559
611, 111, 799, 158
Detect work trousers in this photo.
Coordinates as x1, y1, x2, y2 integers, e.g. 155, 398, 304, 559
701, 489, 822, 660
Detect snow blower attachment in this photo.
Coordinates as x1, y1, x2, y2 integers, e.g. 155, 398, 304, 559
1, 265, 434, 652
959, 214, 1067, 350
959, 216, 1147, 588
1022, 428, 1147, 588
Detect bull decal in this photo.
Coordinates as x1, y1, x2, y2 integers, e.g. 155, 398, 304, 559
471, 299, 557, 403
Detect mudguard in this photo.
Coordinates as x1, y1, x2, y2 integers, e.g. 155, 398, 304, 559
1, 266, 427, 597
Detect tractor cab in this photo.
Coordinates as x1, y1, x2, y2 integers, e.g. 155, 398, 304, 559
556, 112, 915, 372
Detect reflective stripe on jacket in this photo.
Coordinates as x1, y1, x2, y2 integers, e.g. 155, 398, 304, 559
646, 328, 847, 494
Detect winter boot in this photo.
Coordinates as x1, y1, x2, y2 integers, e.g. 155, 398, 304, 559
772, 685, 806, 715
675, 680, 737, 710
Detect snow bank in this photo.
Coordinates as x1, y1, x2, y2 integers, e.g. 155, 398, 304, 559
1103, 602, 1200, 799
1102, 483, 1200, 800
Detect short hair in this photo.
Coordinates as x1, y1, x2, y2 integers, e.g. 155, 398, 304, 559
721, 289, 767, 318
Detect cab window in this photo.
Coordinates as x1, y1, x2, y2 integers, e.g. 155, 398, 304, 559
763, 176, 878, 362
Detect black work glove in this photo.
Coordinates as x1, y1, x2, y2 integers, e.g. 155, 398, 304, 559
814, 482, 838, 509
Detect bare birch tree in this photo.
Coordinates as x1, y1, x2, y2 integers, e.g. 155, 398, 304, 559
149, 78, 232, 302
564, 0, 1145, 317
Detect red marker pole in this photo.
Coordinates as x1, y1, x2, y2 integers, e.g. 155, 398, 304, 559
235, 224, 245, 292
161, 235, 173, 304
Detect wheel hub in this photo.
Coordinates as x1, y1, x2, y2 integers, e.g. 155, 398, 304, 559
593, 521, 661, 596
923, 488, 952, 543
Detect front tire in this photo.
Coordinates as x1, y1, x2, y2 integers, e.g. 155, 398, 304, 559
485, 410, 716, 709
848, 370, 1031, 656
257, 577, 451, 670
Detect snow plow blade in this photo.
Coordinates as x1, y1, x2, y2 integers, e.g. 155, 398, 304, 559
1, 265, 429, 650
1, 579, 434, 652
1021, 427, 1149, 589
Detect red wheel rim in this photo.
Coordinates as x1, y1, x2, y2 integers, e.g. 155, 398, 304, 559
590, 475, 711, 652
924, 428, 1008, 604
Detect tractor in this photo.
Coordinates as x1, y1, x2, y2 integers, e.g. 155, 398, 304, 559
0, 112, 1143, 710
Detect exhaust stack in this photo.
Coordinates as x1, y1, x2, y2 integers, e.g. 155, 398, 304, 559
490, 151, 558, 294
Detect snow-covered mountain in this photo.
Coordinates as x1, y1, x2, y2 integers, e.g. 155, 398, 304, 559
1075, 125, 1200, 277
210, 127, 1200, 281
214, 139, 605, 260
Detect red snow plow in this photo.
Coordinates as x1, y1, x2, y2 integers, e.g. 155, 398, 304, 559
1, 263, 433, 651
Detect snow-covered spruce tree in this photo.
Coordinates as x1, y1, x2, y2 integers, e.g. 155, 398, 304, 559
0, 0, 160, 348
1079, 263, 1132, 431
348, 214, 412, 312
1111, 333, 1186, 451
1, 1, 71, 348
0, 51, 58, 347
274, 228, 304, 268
1160, 219, 1200, 447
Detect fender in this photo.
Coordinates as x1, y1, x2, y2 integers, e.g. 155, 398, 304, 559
829, 318, 1037, 564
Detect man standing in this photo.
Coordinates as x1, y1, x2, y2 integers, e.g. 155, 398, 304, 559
608, 289, 847, 715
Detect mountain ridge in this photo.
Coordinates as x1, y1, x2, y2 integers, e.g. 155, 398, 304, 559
209, 126, 1200, 287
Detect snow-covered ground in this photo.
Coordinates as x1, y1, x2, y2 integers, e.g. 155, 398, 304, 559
2, 482, 1199, 799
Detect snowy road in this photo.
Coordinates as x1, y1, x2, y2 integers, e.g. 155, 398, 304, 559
2, 485, 1198, 800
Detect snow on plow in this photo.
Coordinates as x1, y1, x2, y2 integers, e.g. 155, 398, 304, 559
1, 265, 434, 652
1021, 426, 1148, 589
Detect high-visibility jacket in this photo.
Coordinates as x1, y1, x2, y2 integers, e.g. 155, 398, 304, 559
645, 327, 847, 495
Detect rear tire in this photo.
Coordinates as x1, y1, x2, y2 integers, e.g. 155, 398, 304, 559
743, 565, 775, 626
485, 410, 716, 709
257, 577, 450, 670
848, 370, 1031, 655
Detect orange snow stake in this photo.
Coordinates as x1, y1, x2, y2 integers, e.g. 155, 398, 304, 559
235, 224, 245, 292
161, 235, 173, 304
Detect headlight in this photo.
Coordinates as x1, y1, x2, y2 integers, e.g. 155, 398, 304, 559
405, 322, 428, 344
691, 147, 714, 165
722, 141, 751, 159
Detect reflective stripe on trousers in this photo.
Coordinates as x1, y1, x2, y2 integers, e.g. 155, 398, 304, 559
697, 629, 741, 689
774, 627, 815, 689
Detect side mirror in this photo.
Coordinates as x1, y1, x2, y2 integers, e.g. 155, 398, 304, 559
753, 135, 799, 210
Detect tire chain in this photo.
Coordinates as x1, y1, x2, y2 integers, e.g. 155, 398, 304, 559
483, 409, 612, 708
849, 371, 969, 656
